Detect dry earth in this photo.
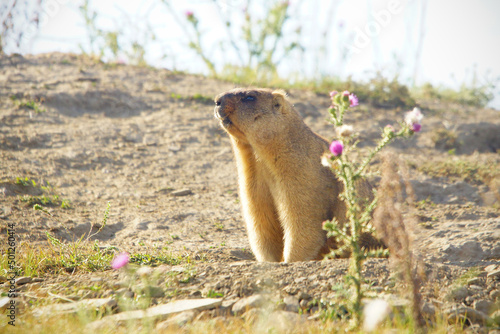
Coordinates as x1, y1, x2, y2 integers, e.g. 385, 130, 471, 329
1, 53, 500, 332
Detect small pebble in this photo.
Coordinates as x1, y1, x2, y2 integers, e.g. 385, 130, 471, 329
171, 189, 193, 197
15, 277, 32, 285
487, 269, 500, 279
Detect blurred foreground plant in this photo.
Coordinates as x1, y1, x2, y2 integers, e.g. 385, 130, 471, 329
372, 152, 425, 329
322, 90, 423, 326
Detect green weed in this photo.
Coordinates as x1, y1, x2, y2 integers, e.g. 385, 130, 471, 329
0, 237, 113, 277
14, 177, 71, 209
191, 93, 213, 104
0, 201, 114, 276
179, 267, 197, 284
129, 252, 184, 266
33, 203, 51, 215
20, 99, 46, 113
10, 95, 46, 113
354, 73, 415, 108
19, 194, 60, 206
206, 289, 224, 298
454, 267, 481, 287
415, 197, 436, 210
61, 198, 72, 209
413, 79, 495, 108
213, 219, 224, 231
44, 233, 114, 273
15, 176, 36, 187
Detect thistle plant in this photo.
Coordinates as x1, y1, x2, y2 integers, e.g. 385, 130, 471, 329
322, 90, 423, 325
162, 1, 300, 82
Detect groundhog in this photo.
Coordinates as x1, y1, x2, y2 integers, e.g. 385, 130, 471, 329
214, 88, 347, 262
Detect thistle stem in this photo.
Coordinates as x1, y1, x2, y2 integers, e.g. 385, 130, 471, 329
355, 134, 393, 177
338, 104, 347, 126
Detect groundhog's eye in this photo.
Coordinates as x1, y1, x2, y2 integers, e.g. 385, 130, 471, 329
215, 100, 221, 106
242, 96, 256, 102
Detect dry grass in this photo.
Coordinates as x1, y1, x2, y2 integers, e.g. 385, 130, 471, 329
373, 153, 425, 329
417, 157, 499, 185
0, 307, 471, 334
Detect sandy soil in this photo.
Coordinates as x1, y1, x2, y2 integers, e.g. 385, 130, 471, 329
1, 53, 499, 329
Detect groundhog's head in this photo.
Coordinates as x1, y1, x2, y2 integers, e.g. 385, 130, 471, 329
214, 88, 294, 143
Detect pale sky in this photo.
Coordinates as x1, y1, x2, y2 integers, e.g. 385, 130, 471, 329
23, 0, 500, 109
422, 0, 500, 92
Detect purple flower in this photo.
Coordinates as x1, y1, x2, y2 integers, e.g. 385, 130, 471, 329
329, 91, 338, 98
349, 93, 359, 107
342, 90, 350, 97
111, 252, 129, 270
329, 140, 343, 156
404, 107, 423, 133
185, 10, 194, 18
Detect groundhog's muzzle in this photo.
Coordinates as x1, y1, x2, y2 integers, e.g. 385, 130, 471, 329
214, 94, 235, 126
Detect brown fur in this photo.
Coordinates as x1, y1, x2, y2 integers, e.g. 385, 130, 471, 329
214, 88, 346, 262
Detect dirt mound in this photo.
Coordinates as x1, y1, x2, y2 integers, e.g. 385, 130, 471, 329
0, 53, 499, 331
45, 90, 149, 118
456, 122, 500, 154
1, 51, 499, 257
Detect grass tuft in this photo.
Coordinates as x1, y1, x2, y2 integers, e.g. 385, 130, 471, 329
418, 158, 499, 185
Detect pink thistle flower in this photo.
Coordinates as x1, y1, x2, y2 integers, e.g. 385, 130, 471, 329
349, 93, 359, 107
329, 140, 343, 156
342, 90, 350, 96
329, 91, 338, 98
411, 123, 422, 132
111, 252, 129, 270
185, 10, 194, 18
405, 107, 423, 127
384, 124, 395, 135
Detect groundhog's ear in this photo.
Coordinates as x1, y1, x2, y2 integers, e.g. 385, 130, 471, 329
272, 90, 287, 112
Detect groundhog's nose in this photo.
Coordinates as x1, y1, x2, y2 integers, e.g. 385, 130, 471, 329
215, 94, 236, 117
